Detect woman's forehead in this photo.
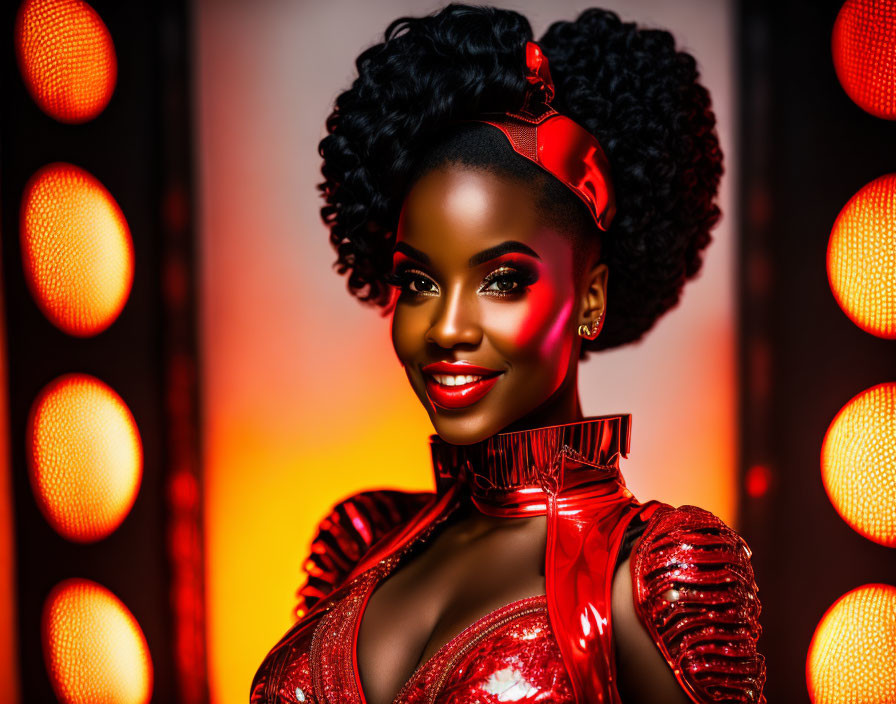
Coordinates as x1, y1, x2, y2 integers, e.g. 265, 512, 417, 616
396, 165, 549, 258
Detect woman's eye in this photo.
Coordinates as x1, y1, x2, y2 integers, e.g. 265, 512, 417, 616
408, 275, 437, 294
483, 275, 519, 293
386, 266, 534, 297
480, 267, 536, 296
385, 269, 439, 295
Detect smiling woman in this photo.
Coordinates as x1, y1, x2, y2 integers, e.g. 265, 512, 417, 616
250, 5, 765, 704
390, 161, 593, 443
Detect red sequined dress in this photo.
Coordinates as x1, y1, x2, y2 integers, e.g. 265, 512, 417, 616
250, 414, 766, 704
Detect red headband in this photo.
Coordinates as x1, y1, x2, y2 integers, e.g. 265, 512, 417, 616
466, 41, 616, 231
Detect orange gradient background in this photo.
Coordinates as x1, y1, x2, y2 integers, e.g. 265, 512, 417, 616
195, 1, 739, 702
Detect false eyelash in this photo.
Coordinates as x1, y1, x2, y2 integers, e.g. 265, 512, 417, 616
383, 271, 405, 287
384, 265, 424, 286
480, 266, 538, 294
385, 265, 538, 295
384, 266, 438, 294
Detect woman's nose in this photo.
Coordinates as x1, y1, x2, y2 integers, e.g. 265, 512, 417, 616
425, 282, 482, 349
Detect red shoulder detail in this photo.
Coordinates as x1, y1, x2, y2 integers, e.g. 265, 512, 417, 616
295, 489, 433, 618
630, 504, 767, 704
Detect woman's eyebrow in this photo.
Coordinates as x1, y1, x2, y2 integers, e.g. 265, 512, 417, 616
393, 242, 430, 264
392, 240, 541, 267
468, 241, 540, 266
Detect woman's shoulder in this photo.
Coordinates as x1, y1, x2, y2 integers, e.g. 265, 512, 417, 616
295, 488, 434, 617
630, 503, 760, 603
615, 502, 767, 703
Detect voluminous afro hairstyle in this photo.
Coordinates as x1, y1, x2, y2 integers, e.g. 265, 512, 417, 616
318, 4, 723, 354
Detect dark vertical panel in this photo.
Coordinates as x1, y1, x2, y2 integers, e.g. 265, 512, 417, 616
158, 0, 209, 700
737, 0, 896, 701
0, 1, 206, 701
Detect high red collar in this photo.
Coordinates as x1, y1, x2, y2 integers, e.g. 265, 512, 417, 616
428, 413, 632, 517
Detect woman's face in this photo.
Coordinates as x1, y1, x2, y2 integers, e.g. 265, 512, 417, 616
390, 164, 607, 445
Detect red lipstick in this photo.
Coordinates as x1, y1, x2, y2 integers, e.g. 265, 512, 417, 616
421, 361, 503, 410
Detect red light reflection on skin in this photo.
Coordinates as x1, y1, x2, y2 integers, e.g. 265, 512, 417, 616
492, 257, 574, 389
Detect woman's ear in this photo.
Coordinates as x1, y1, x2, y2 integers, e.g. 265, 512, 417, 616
579, 261, 608, 326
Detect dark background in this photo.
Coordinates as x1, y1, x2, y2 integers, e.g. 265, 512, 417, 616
737, 0, 896, 701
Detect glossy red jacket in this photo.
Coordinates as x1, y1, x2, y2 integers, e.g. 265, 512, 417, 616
251, 414, 766, 704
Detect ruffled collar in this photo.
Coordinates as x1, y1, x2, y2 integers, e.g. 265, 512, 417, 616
429, 413, 632, 517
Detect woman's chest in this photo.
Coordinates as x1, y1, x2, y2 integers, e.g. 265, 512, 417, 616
356, 515, 549, 703
251, 487, 649, 704
268, 567, 574, 704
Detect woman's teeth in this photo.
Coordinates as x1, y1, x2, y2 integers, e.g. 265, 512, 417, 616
432, 374, 483, 387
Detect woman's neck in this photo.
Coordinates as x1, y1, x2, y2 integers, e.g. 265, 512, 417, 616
498, 371, 583, 435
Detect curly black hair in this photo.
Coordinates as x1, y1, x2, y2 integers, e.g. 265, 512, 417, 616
318, 4, 723, 354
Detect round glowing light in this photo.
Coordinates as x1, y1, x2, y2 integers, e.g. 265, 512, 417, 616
821, 382, 896, 547
43, 578, 152, 704
21, 163, 134, 337
27, 373, 143, 543
827, 174, 896, 339
807, 583, 896, 704
14, 0, 117, 123
832, 0, 896, 120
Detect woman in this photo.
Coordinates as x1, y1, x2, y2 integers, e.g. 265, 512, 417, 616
251, 5, 765, 704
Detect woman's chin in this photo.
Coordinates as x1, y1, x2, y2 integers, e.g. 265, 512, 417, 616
426, 406, 507, 446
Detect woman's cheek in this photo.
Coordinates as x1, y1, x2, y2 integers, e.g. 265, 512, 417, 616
390, 306, 422, 366
539, 297, 574, 360
487, 285, 574, 388
502, 282, 567, 353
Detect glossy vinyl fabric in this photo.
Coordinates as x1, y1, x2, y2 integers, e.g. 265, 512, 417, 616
464, 41, 616, 232
251, 414, 766, 704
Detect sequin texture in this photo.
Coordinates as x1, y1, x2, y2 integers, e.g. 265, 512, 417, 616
630, 504, 766, 704
253, 543, 573, 704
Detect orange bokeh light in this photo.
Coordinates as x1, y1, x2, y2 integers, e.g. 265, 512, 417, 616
807, 583, 896, 704
21, 162, 134, 337
821, 382, 896, 547
827, 173, 896, 339
832, 0, 896, 120
14, 0, 116, 123
27, 373, 143, 543
42, 578, 152, 704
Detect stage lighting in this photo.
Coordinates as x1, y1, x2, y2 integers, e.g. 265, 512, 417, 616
821, 382, 896, 547
827, 173, 896, 339
3, 1, 206, 699
807, 583, 896, 704
14, 0, 117, 123
20, 162, 134, 337
42, 578, 152, 704
832, 0, 896, 120
27, 373, 143, 543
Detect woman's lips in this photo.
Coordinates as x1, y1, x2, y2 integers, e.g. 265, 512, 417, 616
421, 361, 503, 410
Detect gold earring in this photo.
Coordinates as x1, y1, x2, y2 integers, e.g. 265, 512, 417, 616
578, 312, 604, 340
